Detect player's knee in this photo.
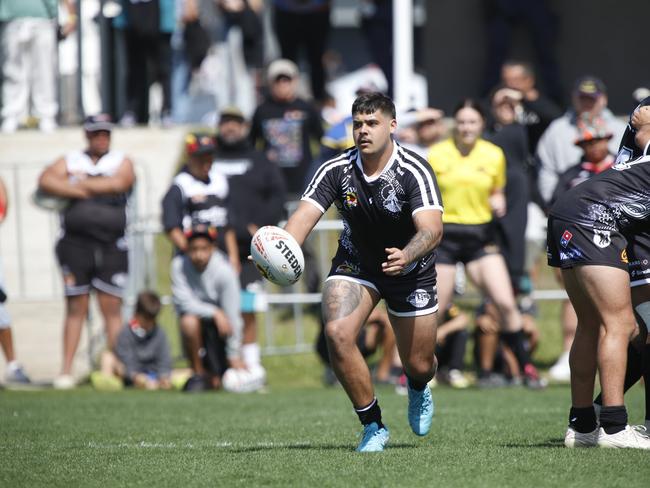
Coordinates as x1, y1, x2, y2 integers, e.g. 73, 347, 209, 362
324, 320, 356, 350
404, 355, 436, 379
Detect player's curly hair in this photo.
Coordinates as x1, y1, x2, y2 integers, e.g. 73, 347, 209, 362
352, 92, 396, 120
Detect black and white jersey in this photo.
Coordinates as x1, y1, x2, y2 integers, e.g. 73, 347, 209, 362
549, 155, 650, 235
162, 166, 230, 235
616, 96, 650, 164
302, 142, 443, 273
61, 150, 130, 244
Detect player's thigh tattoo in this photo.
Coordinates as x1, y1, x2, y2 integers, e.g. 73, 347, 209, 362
322, 280, 363, 322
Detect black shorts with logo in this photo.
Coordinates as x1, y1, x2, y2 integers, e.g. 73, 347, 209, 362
56, 236, 129, 297
436, 223, 500, 265
626, 232, 650, 287
327, 245, 438, 317
546, 216, 629, 271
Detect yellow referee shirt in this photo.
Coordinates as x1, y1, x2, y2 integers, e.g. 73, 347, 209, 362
427, 138, 506, 225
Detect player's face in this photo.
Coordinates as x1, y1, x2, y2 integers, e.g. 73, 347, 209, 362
188, 153, 213, 180
454, 107, 484, 146
352, 110, 396, 157
573, 94, 605, 116
86, 130, 111, 156
187, 237, 214, 271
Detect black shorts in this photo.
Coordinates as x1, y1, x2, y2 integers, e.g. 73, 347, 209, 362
200, 318, 228, 376
546, 216, 628, 271
436, 223, 500, 265
327, 246, 438, 317
626, 232, 650, 287
56, 237, 129, 297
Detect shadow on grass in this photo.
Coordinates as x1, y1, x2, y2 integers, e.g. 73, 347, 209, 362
224, 442, 417, 453
501, 438, 565, 449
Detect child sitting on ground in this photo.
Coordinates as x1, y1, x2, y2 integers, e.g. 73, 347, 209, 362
91, 291, 172, 390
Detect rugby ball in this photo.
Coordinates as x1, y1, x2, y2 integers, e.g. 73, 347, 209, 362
250, 226, 304, 286
222, 366, 266, 393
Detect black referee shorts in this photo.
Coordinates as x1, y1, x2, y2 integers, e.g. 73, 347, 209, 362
436, 223, 500, 265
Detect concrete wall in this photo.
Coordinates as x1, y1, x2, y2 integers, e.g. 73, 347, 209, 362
424, 0, 650, 114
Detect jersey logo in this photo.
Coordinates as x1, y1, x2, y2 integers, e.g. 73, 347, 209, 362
344, 188, 358, 208
407, 289, 431, 308
560, 230, 573, 248
381, 184, 403, 213
621, 249, 628, 263
335, 261, 360, 276
593, 229, 611, 249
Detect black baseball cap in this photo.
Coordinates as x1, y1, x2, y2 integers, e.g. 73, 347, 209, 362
218, 106, 246, 124
574, 76, 606, 98
185, 133, 216, 156
84, 114, 114, 132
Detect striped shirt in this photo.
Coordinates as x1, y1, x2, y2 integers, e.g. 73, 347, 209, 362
302, 141, 443, 273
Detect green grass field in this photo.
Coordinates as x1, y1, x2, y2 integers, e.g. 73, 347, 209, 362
1, 381, 647, 487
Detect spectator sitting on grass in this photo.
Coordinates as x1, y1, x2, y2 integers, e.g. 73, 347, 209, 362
91, 291, 172, 391
171, 223, 256, 392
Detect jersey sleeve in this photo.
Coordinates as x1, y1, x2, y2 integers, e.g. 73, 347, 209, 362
299, 157, 343, 213
398, 147, 444, 216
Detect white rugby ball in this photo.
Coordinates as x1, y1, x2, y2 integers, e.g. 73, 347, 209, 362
250, 226, 304, 286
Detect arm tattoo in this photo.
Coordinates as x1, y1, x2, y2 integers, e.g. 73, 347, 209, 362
402, 229, 435, 264
322, 280, 363, 322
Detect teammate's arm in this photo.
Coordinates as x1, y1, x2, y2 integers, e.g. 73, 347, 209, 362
284, 201, 323, 246
38, 157, 90, 199
631, 106, 650, 150
382, 209, 443, 276
77, 158, 136, 194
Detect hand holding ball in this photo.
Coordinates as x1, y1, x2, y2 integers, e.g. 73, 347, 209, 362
250, 226, 304, 286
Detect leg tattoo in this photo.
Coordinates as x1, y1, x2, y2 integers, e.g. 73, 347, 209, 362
322, 280, 363, 322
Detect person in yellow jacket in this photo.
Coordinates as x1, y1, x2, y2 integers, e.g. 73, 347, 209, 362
428, 99, 543, 388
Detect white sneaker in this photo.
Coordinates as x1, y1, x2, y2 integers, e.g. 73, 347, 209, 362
564, 426, 598, 448
597, 425, 650, 449
447, 369, 470, 389
548, 351, 571, 382
53, 374, 76, 390
38, 118, 57, 133
1, 117, 18, 133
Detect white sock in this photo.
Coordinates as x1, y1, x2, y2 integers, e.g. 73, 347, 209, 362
242, 343, 261, 369
7, 360, 19, 371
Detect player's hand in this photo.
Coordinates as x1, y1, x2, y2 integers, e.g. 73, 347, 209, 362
631, 105, 650, 129
247, 223, 259, 236
213, 308, 233, 337
382, 247, 408, 276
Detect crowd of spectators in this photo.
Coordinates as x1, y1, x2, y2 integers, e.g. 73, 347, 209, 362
1, 1, 649, 395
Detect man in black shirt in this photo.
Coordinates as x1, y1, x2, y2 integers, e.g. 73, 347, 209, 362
38, 115, 136, 390
249, 59, 323, 197
161, 133, 239, 267
547, 100, 650, 449
285, 93, 443, 452
212, 106, 286, 380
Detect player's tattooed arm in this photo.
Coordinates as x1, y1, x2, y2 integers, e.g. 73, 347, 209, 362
322, 280, 363, 321
382, 209, 443, 276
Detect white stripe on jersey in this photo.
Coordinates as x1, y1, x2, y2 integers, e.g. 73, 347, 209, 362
303, 149, 355, 199
396, 146, 442, 209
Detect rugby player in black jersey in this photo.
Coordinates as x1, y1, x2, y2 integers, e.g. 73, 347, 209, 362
38, 115, 136, 390
547, 100, 650, 449
284, 93, 443, 452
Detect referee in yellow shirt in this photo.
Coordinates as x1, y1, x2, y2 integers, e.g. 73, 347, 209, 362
427, 99, 543, 388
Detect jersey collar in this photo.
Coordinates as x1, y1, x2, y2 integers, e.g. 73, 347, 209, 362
355, 140, 398, 183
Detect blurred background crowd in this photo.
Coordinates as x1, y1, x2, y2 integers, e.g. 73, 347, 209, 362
1, 0, 649, 392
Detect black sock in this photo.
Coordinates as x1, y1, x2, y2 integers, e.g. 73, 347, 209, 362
406, 375, 427, 391
599, 406, 627, 435
643, 344, 650, 422
594, 343, 644, 406
500, 331, 532, 369
568, 406, 597, 433
355, 398, 384, 428
478, 368, 492, 379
